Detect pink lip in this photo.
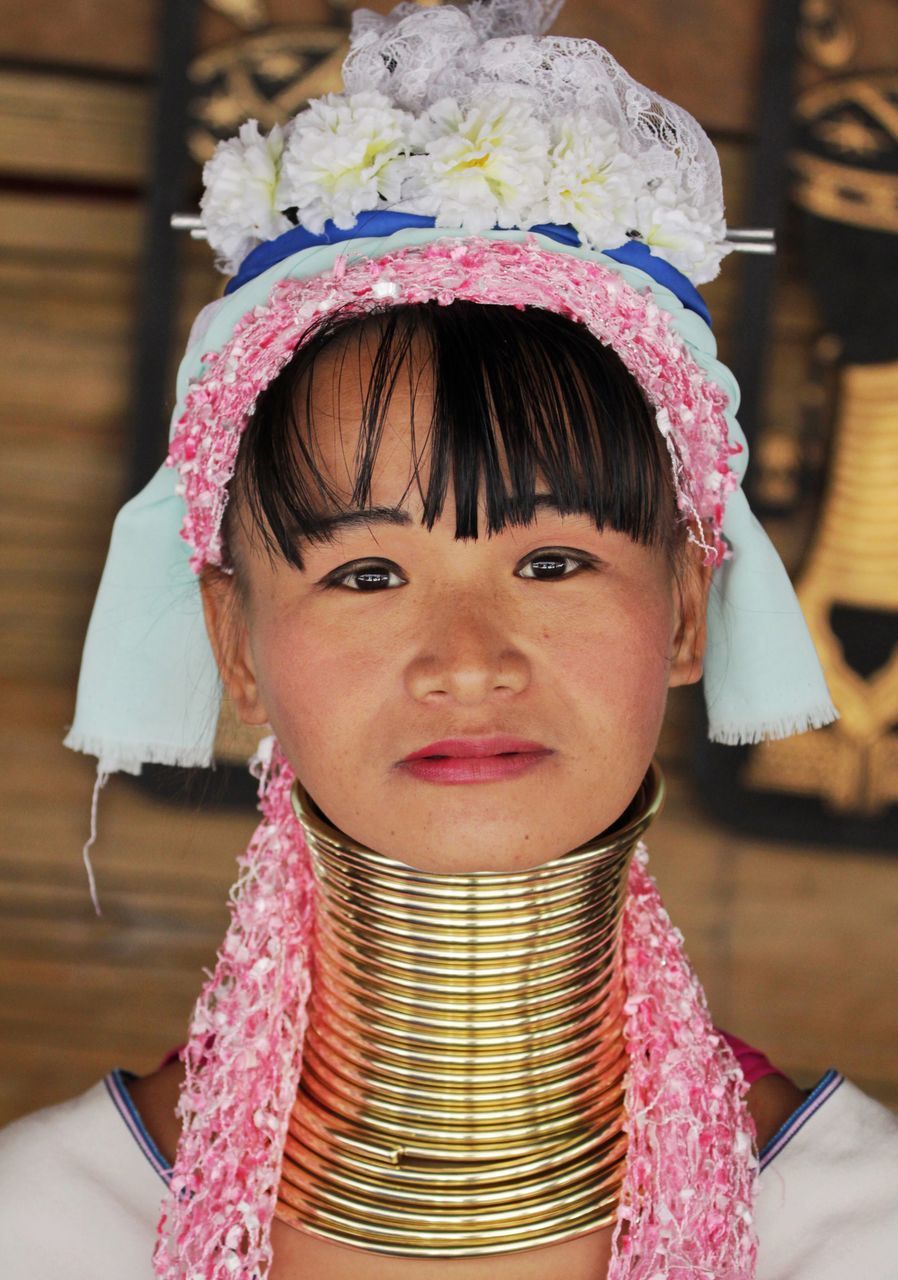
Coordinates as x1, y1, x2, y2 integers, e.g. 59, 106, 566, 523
398, 737, 553, 785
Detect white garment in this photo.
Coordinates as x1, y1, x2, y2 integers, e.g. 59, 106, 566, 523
1, 1070, 896, 1278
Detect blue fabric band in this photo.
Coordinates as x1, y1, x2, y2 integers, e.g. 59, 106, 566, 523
225, 211, 712, 327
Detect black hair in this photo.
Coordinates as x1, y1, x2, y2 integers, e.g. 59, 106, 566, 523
225, 300, 680, 571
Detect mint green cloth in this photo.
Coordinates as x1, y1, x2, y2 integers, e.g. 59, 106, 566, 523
65, 228, 836, 773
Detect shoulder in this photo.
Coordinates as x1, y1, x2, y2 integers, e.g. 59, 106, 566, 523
755, 1072, 898, 1280
746, 1073, 807, 1149
0, 1073, 165, 1279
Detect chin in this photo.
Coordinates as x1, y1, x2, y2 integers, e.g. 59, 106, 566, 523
303, 767, 644, 873
371, 814, 595, 874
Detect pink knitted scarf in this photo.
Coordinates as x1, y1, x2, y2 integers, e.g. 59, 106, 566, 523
157, 237, 756, 1277
153, 742, 758, 1279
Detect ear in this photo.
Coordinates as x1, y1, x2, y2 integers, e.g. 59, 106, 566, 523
199, 568, 270, 726
668, 544, 714, 688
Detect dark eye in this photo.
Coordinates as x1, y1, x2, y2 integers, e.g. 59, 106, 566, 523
328, 561, 406, 592
518, 551, 594, 581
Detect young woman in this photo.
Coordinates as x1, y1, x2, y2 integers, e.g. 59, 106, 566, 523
2, 3, 896, 1278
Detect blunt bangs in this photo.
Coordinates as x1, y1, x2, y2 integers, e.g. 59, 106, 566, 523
227, 300, 679, 571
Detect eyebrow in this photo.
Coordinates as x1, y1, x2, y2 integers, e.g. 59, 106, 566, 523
301, 504, 414, 540
302, 493, 583, 539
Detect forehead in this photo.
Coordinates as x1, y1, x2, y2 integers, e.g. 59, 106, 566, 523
225, 300, 678, 569
300, 324, 440, 504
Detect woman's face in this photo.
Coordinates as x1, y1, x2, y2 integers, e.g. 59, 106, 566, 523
203, 335, 710, 872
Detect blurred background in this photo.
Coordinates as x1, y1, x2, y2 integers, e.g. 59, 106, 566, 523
1, 0, 896, 1126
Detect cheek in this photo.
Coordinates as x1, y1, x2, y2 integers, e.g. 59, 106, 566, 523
249, 609, 388, 770
550, 588, 674, 734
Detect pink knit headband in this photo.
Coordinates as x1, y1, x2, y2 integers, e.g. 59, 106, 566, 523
168, 237, 740, 573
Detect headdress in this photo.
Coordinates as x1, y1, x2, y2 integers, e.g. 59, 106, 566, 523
64, 2, 834, 776
61, 3, 833, 1276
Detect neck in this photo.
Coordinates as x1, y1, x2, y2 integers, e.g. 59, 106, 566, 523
276, 766, 664, 1258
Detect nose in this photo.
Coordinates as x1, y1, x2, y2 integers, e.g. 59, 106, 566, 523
404, 603, 531, 706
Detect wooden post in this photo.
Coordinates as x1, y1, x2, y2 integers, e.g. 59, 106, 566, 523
129, 0, 200, 498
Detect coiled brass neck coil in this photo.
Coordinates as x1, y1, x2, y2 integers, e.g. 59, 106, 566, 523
276, 765, 663, 1257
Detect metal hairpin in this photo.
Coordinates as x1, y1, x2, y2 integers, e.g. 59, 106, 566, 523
169, 213, 777, 254
723, 228, 776, 254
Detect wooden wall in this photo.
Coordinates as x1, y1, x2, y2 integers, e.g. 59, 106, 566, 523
2, 0, 896, 1126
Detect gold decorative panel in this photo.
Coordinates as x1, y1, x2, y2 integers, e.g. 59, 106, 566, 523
188, 25, 347, 164
748, 361, 898, 816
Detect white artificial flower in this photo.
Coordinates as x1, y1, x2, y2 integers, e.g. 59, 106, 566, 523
544, 115, 639, 248
200, 121, 290, 275
280, 91, 413, 234
402, 96, 550, 232
629, 182, 725, 282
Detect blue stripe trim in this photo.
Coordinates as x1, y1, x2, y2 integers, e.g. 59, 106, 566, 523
105, 1068, 172, 1185
759, 1069, 843, 1169
223, 210, 712, 325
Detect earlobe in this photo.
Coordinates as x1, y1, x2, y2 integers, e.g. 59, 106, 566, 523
199, 569, 270, 726
668, 551, 714, 689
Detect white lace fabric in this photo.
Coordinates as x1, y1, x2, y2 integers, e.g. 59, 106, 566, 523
342, 0, 727, 280
200, 0, 730, 283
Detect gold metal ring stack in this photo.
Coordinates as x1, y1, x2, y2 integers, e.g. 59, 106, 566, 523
276, 765, 664, 1256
